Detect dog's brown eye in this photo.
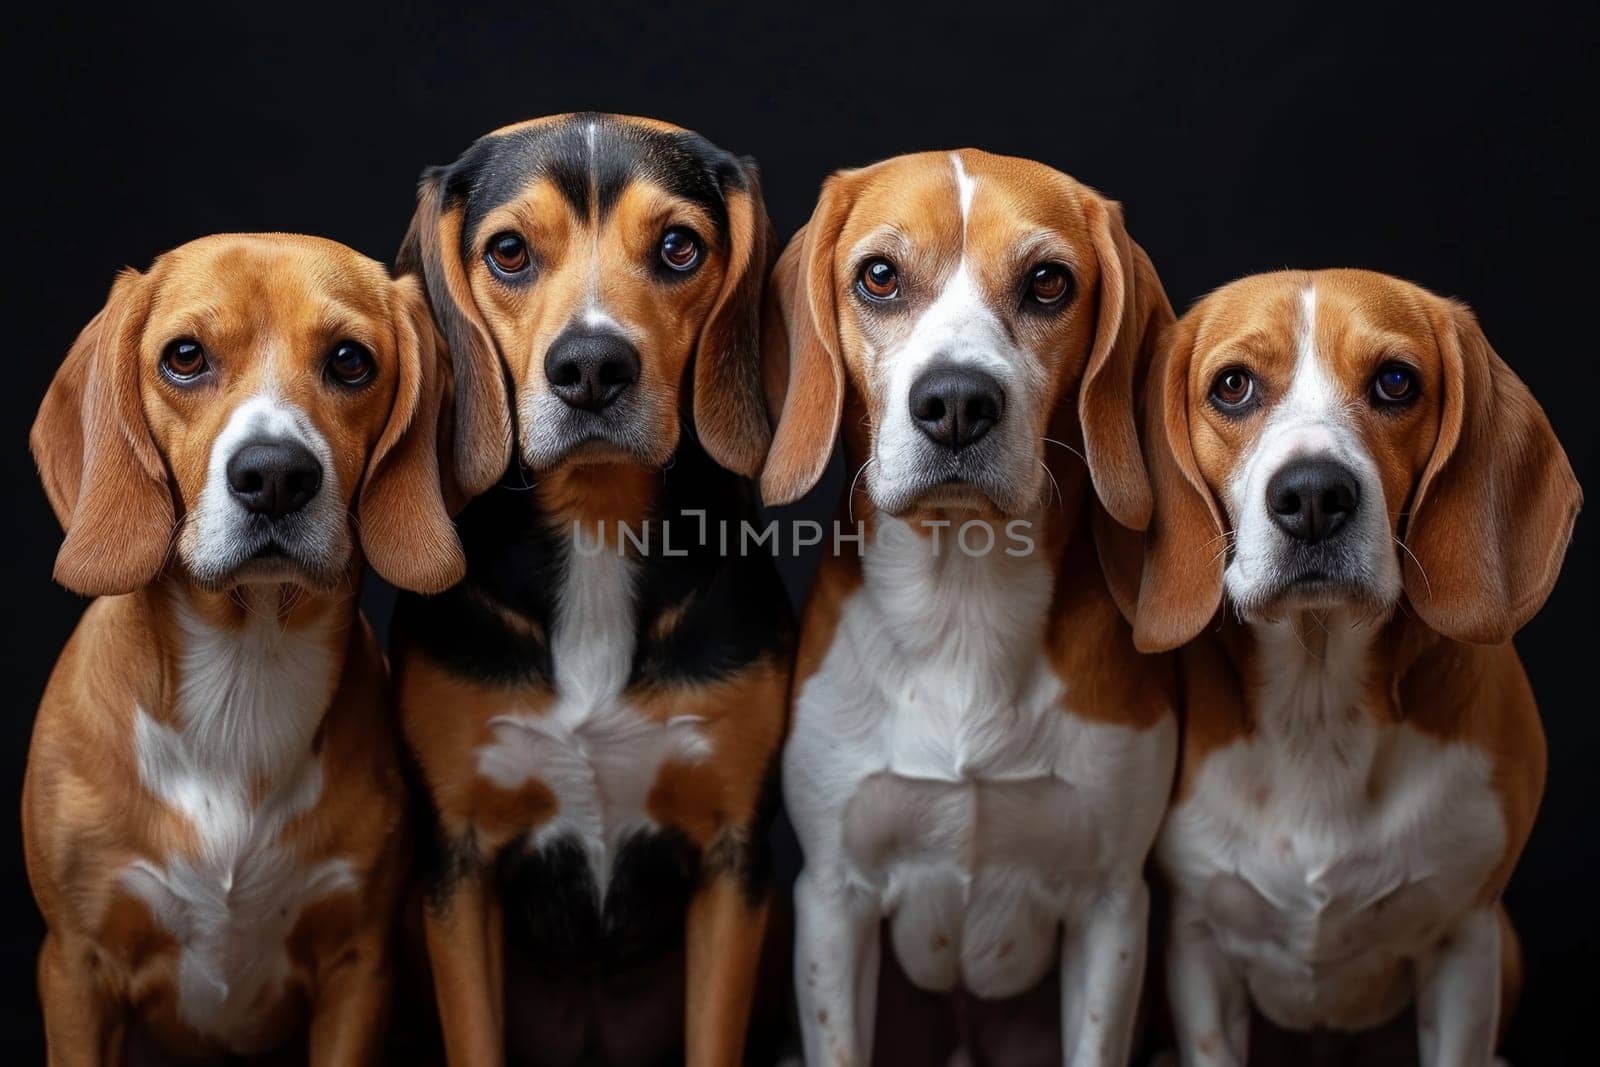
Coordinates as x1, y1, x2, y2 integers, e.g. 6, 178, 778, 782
487, 232, 529, 275
326, 341, 374, 387
1210, 367, 1256, 411
858, 259, 899, 301
161, 339, 208, 382
1371, 362, 1418, 406
1027, 264, 1072, 306
660, 228, 700, 272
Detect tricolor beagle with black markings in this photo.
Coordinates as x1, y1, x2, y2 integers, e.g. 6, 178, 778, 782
1114, 270, 1581, 1066
392, 113, 789, 1066
763, 149, 1178, 1067
25, 233, 463, 1063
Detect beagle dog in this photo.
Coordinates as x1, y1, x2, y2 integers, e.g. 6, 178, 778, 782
1113, 270, 1581, 1065
763, 149, 1178, 1066
391, 114, 787, 1066
25, 234, 463, 1063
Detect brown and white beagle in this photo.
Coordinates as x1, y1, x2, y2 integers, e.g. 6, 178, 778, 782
390, 113, 788, 1066
1113, 270, 1581, 1065
25, 233, 464, 1063
763, 149, 1178, 1066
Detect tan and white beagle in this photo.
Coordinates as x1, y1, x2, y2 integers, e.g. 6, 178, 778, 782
25, 234, 463, 1063
1113, 270, 1581, 1065
764, 149, 1178, 1066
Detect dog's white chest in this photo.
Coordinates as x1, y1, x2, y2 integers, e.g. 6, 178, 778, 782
1160, 624, 1506, 1029
124, 709, 355, 1050
121, 600, 354, 1050
842, 765, 1098, 998
788, 521, 1174, 1000
476, 542, 709, 889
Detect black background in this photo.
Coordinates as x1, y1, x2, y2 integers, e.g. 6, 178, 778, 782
3, 2, 1595, 1061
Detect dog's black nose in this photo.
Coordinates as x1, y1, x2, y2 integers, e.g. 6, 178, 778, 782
909, 366, 1004, 451
545, 332, 640, 413
227, 440, 322, 518
1266, 458, 1359, 544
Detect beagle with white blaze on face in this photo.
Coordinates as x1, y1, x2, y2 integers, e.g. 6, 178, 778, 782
391, 113, 788, 1066
1112, 270, 1581, 1066
764, 150, 1178, 1066
25, 234, 464, 1063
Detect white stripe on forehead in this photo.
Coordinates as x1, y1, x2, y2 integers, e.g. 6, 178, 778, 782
584, 118, 607, 328
1225, 280, 1344, 515
1282, 282, 1342, 424
1296, 283, 1317, 366
952, 153, 977, 244
876, 156, 1014, 385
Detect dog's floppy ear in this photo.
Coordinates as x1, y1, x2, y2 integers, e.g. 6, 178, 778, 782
760, 175, 851, 506
1400, 299, 1581, 644
397, 165, 513, 501
692, 156, 778, 477
1127, 315, 1227, 652
1080, 194, 1170, 532
357, 276, 467, 595
31, 269, 175, 596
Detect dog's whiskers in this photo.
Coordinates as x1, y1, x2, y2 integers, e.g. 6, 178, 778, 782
847, 458, 875, 525
1205, 530, 1237, 566
1038, 459, 1064, 514
1042, 437, 1087, 465
1393, 536, 1431, 599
